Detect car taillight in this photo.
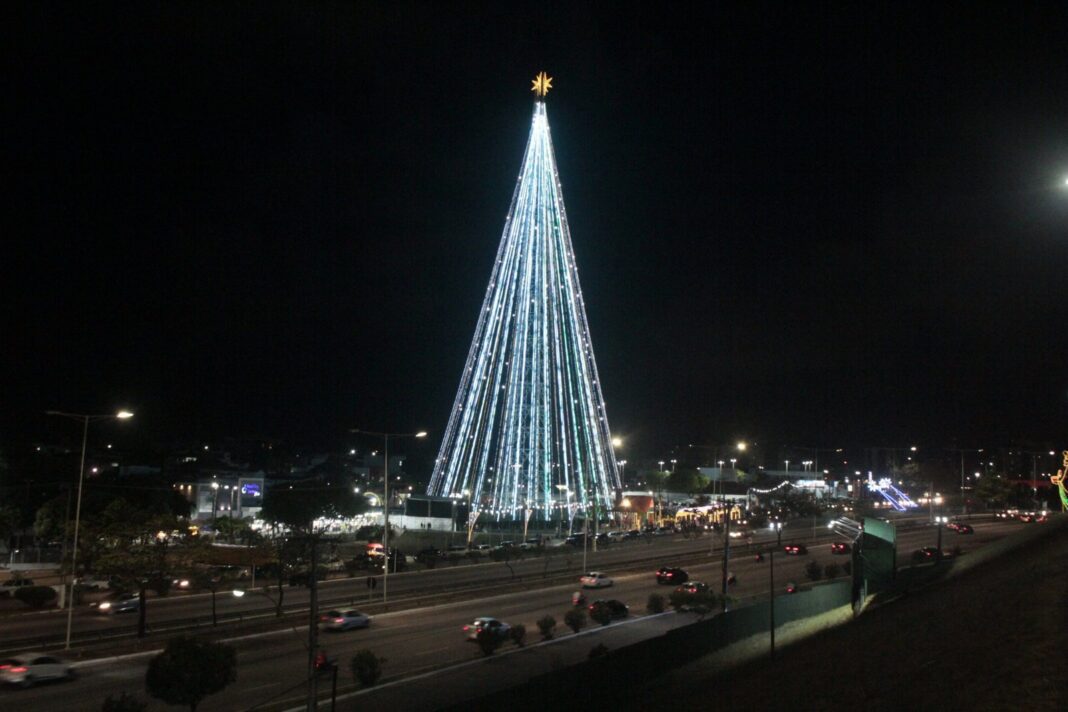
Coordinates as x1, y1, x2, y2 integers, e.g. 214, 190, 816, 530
10, 666, 27, 673
463, 625, 470, 631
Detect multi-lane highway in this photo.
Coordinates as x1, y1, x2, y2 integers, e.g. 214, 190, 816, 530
1, 516, 1026, 711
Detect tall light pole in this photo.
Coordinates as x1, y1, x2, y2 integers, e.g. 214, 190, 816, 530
670, 459, 677, 473
351, 429, 426, 606
46, 409, 133, 650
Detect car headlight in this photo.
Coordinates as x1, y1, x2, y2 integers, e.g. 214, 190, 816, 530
99, 602, 111, 610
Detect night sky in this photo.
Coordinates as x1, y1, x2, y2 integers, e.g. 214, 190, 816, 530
5, 2, 1068, 459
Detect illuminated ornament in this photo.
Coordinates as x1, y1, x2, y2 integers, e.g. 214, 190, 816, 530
428, 76, 620, 520
531, 71, 553, 98
1052, 452, 1068, 512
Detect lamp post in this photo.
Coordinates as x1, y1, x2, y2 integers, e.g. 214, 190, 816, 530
46, 409, 133, 650
351, 429, 426, 606
211, 481, 220, 521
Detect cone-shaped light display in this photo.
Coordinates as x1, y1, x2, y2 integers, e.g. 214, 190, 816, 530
428, 99, 620, 520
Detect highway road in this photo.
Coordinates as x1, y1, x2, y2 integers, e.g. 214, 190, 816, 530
1, 517, 1025, 711
0, 518, 866, 650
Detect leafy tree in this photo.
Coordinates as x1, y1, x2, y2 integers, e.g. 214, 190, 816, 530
975, 474, 1014, 508
537, 615, 557, 639
145, 636, 236, 712
667, 468, 707, 496
259, 476, 368, 615
34, 496, 67, 542
0, 504, 20, 544
563, 608, 586, 634
509, 624, 526, 647
349, 650, 385, 687
102, 692, 147, 712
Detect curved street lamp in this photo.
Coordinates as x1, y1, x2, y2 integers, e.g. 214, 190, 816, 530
46, 409, 134, 649
350, 429, 426, 605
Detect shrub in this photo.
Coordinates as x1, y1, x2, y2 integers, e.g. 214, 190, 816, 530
476, 627, 501, 656
669, 588, 717, 613
148, 577, 172, 597
563, 608, 586, 634
509, 624, 526, 647
842, 560, 852, 575
101, 692, 146, 712
537, 615, 557, 640
447, 553, 464, 567
950, 545, 962, 558
350, 649, 385, 687
804, 560, 823, 581
647, 593, 666, 614
589, 604, 613, 627
15, 585, 57, 609
465, 551, 482, 564
824, 563, 841, 579
588, 643, 609, 660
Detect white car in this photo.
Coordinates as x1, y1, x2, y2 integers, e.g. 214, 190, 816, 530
0, 653, 74, 687
320, 610, 372, 632
464, 617, 511, 642
580, 571, 613, 588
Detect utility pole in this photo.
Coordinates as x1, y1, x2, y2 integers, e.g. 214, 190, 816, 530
721, 500, 731, 609
306, 536, 319, 712
769, 548, 775, 657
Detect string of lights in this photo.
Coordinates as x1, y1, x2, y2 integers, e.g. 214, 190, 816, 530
428, 99, 620, 520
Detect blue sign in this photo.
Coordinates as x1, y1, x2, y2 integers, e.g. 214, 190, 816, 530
241, 483, 261, 497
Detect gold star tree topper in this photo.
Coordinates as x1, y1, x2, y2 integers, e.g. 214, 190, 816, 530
531, 71, 553, 97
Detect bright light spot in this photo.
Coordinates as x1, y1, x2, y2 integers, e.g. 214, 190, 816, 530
116, 410, 134, 419
736, 441, 747, 451
612, 437, 623, 448
232, 590, 246, 598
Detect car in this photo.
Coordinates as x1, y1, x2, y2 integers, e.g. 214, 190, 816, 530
954, 523, 973, 534
580, 571, 613, 588
912, 546, 942, 562
2, 577, 34, 588
595, 533, 611, 544
95, 592, 140, 614
783, 544, 808, 555
674, 581, 709, 595
321, 609, 371, 632
74, 576, 110, 591
473, 544, 492, 553
588, 599, 629, 621
830, 542, 851, 554
446, 545, 467, 554
564, 534, 587, 547
606, 531, 627, 540
1019, 514, 1036, 523
625, 530, 642, 539
415, 547, 444, 563
655, 567, 688, 585
785, 582, 799, 594
0, 654, 74, 687
463, 617, 510, 642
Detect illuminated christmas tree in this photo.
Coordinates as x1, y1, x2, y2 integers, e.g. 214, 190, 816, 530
428, 73, 620, 522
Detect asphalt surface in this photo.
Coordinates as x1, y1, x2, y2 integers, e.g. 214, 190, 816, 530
1, 517, 1022, 711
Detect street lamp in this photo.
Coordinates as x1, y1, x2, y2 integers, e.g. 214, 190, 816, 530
351, 429, 426, 606
670, 459, 677, 473
46, 409, 134, 650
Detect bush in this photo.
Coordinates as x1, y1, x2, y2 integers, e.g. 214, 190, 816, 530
669, 588, 717, 613
950, 545, 962, 558
509, 624, 526, 647
537, 615, 557, 640
842, 560, 852, 575
589, 604, 612, 627
465, 551, 482, 564
350, 649, 385, 687
563, 608, 586, 634
476, 628, 501, 656
804, 560, 823, 581
647, 593, 666, 614
447, 553, 464, 567
824, 563, 841, 579
101, 692, 146, 712
588, 643, 609, 660
15, 585, 57, 609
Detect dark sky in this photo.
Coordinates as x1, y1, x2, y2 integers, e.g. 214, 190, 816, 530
5, 2, 1068, 459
